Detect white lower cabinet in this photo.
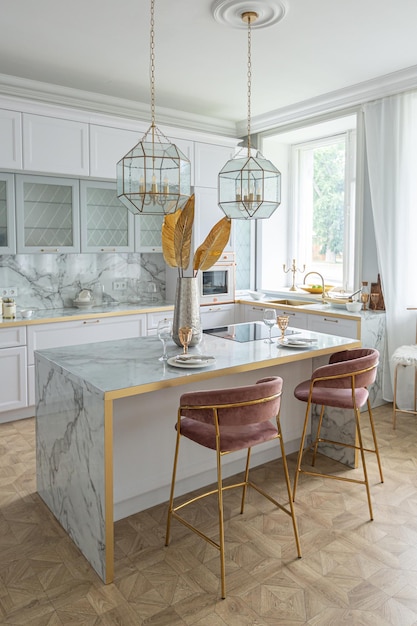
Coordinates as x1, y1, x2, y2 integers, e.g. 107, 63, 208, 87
274, 308, 308, 330
26, 314, 147, 402
307, 314, 360, 339
27, 314, 147, 367
239, 304, 265, 323
0, 327, 27, 413
200, 304, 235, 329
240, 304, 308, 329
147, 310, 174, 336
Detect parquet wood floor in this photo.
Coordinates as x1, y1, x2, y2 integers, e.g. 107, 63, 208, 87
1, 403, 417, 624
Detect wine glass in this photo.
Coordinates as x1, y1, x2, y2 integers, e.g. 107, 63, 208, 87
370, 292, 379, 311
178, 326, 193, 355
277, 315, 290, 342
157, 319, 172, 361
360, 292, 370, 310
263, 308, 277, 343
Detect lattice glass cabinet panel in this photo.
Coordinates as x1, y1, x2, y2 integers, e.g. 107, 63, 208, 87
16, 174, 80, 253
0, 173, 16, 254
135, 214, 163, 252
80, 180, 134, 253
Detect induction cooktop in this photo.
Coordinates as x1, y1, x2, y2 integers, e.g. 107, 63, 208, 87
203, 322, 299, 343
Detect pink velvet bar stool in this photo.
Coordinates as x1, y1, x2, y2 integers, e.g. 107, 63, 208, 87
293, 348, 384, 521
165, 376, 302, 599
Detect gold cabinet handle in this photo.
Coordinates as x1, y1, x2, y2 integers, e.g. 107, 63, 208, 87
82, 319, 100, 325
40, 248, 59, 253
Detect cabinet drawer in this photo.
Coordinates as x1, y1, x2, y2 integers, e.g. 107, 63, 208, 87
0, 326, 26, 348
275, 308, 308, 330
200, 304, 235, 330
147, 310, 174, 336
27, 315, 147, 365
308, 314, 359, 339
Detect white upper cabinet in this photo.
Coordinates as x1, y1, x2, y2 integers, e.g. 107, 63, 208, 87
170, 137, 194, 186
194, 142, 235, 188
194, 187, 234, 252
80, 180, 134, 253
0, 173, 16, 254
89, 124, 143, 180
134, 214, 163, 253
16, 174, 80, 253
23, 114, 89, 176
0, 109, 22, 169
89, 124, 195, 184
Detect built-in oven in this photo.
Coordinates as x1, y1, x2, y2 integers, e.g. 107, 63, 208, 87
198, 252, 235, 304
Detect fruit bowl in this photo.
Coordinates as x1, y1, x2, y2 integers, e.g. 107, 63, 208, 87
299, 284, 333, 294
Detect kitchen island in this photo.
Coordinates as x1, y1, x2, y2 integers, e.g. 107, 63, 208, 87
35, 325, 360, 583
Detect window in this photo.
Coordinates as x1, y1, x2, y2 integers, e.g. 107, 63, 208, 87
259, 115, 358, 291
293, 131, 356, 288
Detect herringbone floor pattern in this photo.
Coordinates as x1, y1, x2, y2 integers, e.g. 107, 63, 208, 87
1, 403, 417, 624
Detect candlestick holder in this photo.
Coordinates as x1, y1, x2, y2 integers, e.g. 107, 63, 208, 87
283, 259, 306, 291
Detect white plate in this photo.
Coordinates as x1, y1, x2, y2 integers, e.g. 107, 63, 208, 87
73, 300, 95, 309
278, 338, 317, 349
167, 355, 216, 369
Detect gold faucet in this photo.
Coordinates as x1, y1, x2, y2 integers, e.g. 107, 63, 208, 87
303, 271, 327, 302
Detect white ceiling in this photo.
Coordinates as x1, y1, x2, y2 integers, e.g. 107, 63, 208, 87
2, 0, 417, 130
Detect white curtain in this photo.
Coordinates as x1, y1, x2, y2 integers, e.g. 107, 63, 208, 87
364, 92, 417, 403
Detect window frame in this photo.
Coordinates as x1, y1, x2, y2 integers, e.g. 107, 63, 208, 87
256, 112, 362, 293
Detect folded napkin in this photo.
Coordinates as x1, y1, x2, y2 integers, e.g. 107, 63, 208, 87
175, 355, 215, 362
286, 338, 317, 345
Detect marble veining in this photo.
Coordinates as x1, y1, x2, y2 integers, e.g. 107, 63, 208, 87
0, 252, 166, 309
310, 312, 386, 467
36, 355, 107, 580
35, 327, 360, 582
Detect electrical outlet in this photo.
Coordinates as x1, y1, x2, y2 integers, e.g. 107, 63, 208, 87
112, 281, 127, 291
0, 287, 18, 297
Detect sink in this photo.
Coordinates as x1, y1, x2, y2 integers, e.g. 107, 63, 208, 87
267, 299, 314, 306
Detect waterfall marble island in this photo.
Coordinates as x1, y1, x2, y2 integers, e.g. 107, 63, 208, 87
35, 326, 360, 583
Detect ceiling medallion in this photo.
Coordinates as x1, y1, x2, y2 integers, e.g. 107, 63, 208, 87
212, 0, 288, 29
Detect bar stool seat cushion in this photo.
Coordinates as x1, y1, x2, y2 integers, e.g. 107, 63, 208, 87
391, 345, 417, 366
178, 418, 278, 452
294, 380, 369, 409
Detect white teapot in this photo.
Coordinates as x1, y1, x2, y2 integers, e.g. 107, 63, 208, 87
77, 289, 92, 302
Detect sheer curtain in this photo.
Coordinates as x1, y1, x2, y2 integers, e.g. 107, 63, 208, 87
364, 92, 417, 402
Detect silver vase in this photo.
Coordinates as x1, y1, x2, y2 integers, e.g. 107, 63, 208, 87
172, 277, 202, 347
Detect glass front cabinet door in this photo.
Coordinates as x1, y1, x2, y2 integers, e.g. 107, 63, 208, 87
80, 180, 134, 253
135, 214, 163, 252
0, 173, 16, 254
16, 174, 80, 253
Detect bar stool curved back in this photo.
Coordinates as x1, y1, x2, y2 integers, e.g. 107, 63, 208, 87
165, 376, 301, 599
293, 348, 383, 521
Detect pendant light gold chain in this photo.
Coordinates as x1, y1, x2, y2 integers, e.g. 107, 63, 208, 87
150, 0, 156, 128
247, 15, 252, 152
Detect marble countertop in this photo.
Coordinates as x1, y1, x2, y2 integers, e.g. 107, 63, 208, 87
237, 295, 386, 321
0, 300, 175, 327
35, 326, 361, 395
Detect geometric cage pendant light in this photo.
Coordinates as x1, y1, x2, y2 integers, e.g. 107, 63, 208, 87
218, 11, 281, 219
117, 0, 191, 216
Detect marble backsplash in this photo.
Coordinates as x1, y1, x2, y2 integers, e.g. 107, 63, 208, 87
0, 253, 166, 310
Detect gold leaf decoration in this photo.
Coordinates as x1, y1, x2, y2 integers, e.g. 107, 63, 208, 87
193, 217, 231, 272
174, 195, 195, 272
161, 209, 182, 268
